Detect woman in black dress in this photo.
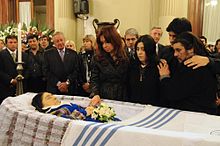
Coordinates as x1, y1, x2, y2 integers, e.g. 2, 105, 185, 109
127, 35, 160, 106
90, 25, 129, 102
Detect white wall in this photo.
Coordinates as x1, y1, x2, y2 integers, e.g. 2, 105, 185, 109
90, 0, 151, 36
54, 0, 189, 49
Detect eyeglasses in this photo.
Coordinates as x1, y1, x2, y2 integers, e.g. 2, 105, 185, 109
126, 38, 136, 41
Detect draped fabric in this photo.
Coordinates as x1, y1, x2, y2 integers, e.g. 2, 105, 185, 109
203, 0, 220, 43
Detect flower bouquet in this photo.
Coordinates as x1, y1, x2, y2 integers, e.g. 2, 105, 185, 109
90, 103, 117, 122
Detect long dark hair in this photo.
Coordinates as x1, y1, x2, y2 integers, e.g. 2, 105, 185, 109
134, 34, 157, 65
31, 92, 49, 113
214, 39, 220, 52
96, 25, 128, 62
172, 32, 208, 56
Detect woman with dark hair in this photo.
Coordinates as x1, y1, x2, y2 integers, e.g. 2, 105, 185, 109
215, 39, 220, 53
158, 32, 217, 115
127, 35, 160, 105
90, 25, 129, 101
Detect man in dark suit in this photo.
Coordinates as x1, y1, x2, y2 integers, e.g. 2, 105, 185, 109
0, 35, 28, 103
124, 28, 139, 62
150, 26, 165, 60
43, 32, 79, 95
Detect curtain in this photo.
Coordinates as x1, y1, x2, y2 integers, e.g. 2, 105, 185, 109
203, 0, 220, 43
188, 0, 204, 37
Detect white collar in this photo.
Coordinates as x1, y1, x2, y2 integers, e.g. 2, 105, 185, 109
7, 48, 16, 54
57, 48, 66, 53
43, 101, 71, 110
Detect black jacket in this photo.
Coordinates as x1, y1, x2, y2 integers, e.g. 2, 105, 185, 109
43, 48, 79, 95
0, 49, 28, 103
90, 53, 129, 101
77, 50, 94, 96
160, 63, 217, 115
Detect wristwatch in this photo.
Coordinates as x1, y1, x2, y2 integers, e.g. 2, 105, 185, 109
66, 80, 70, 86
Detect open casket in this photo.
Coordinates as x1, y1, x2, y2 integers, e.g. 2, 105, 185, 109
0, 93, 220, 146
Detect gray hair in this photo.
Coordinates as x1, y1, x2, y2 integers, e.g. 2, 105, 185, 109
52, 31, 65, 38
124, 28, 139, 38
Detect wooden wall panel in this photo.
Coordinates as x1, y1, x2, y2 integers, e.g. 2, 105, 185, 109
46, 0, 54, 29
188, 0, 204, 36
0, 0, 9, 24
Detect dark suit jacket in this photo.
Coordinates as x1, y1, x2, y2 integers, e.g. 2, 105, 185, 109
0, 49, 28, 103
157, 43, 165, 59
160, 63, 217, 115
90, 53, 129, 101
43, 47, 79, 95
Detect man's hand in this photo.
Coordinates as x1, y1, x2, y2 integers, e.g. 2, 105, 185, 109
10, 79, 17, 86
157, 59, 170, 76
184, 55, 209, 69
216, 98, 220, 106
82, 82, 90, 93
58, 82, 68, 93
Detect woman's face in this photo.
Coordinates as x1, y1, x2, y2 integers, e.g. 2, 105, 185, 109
83, 39, 92, 50
65, 42, 76, 51
100, 35, 114, 54
42, 92, 61, 107
173, 42, 194, 63
136, 42, 147, 64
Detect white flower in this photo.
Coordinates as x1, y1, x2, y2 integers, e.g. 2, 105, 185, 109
32, 26, 38, 31
91, 102, 116, 122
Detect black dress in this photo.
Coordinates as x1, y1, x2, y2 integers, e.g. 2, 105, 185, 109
127, 63, 160, 106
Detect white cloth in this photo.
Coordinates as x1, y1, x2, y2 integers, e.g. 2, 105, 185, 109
63, 105, 220, 146
0, 93, 70, 146
1, 93, 220, 146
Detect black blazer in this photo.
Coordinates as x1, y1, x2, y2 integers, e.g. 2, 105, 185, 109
160, 63, 217, 115
157, 43, 165, 59
0, 49, 28, 103
43, 48, 79, 95
90, 53, 129, 101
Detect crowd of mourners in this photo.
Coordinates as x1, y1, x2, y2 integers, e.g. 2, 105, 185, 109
1, 17, 220, 116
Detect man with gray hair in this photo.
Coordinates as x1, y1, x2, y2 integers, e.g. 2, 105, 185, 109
124, 28, 139, 61
43, 32, 79, 95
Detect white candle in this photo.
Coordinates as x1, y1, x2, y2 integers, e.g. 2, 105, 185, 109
17, 23, 22, 63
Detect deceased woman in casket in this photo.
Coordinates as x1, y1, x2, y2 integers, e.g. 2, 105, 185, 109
31, 92, 119, 122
